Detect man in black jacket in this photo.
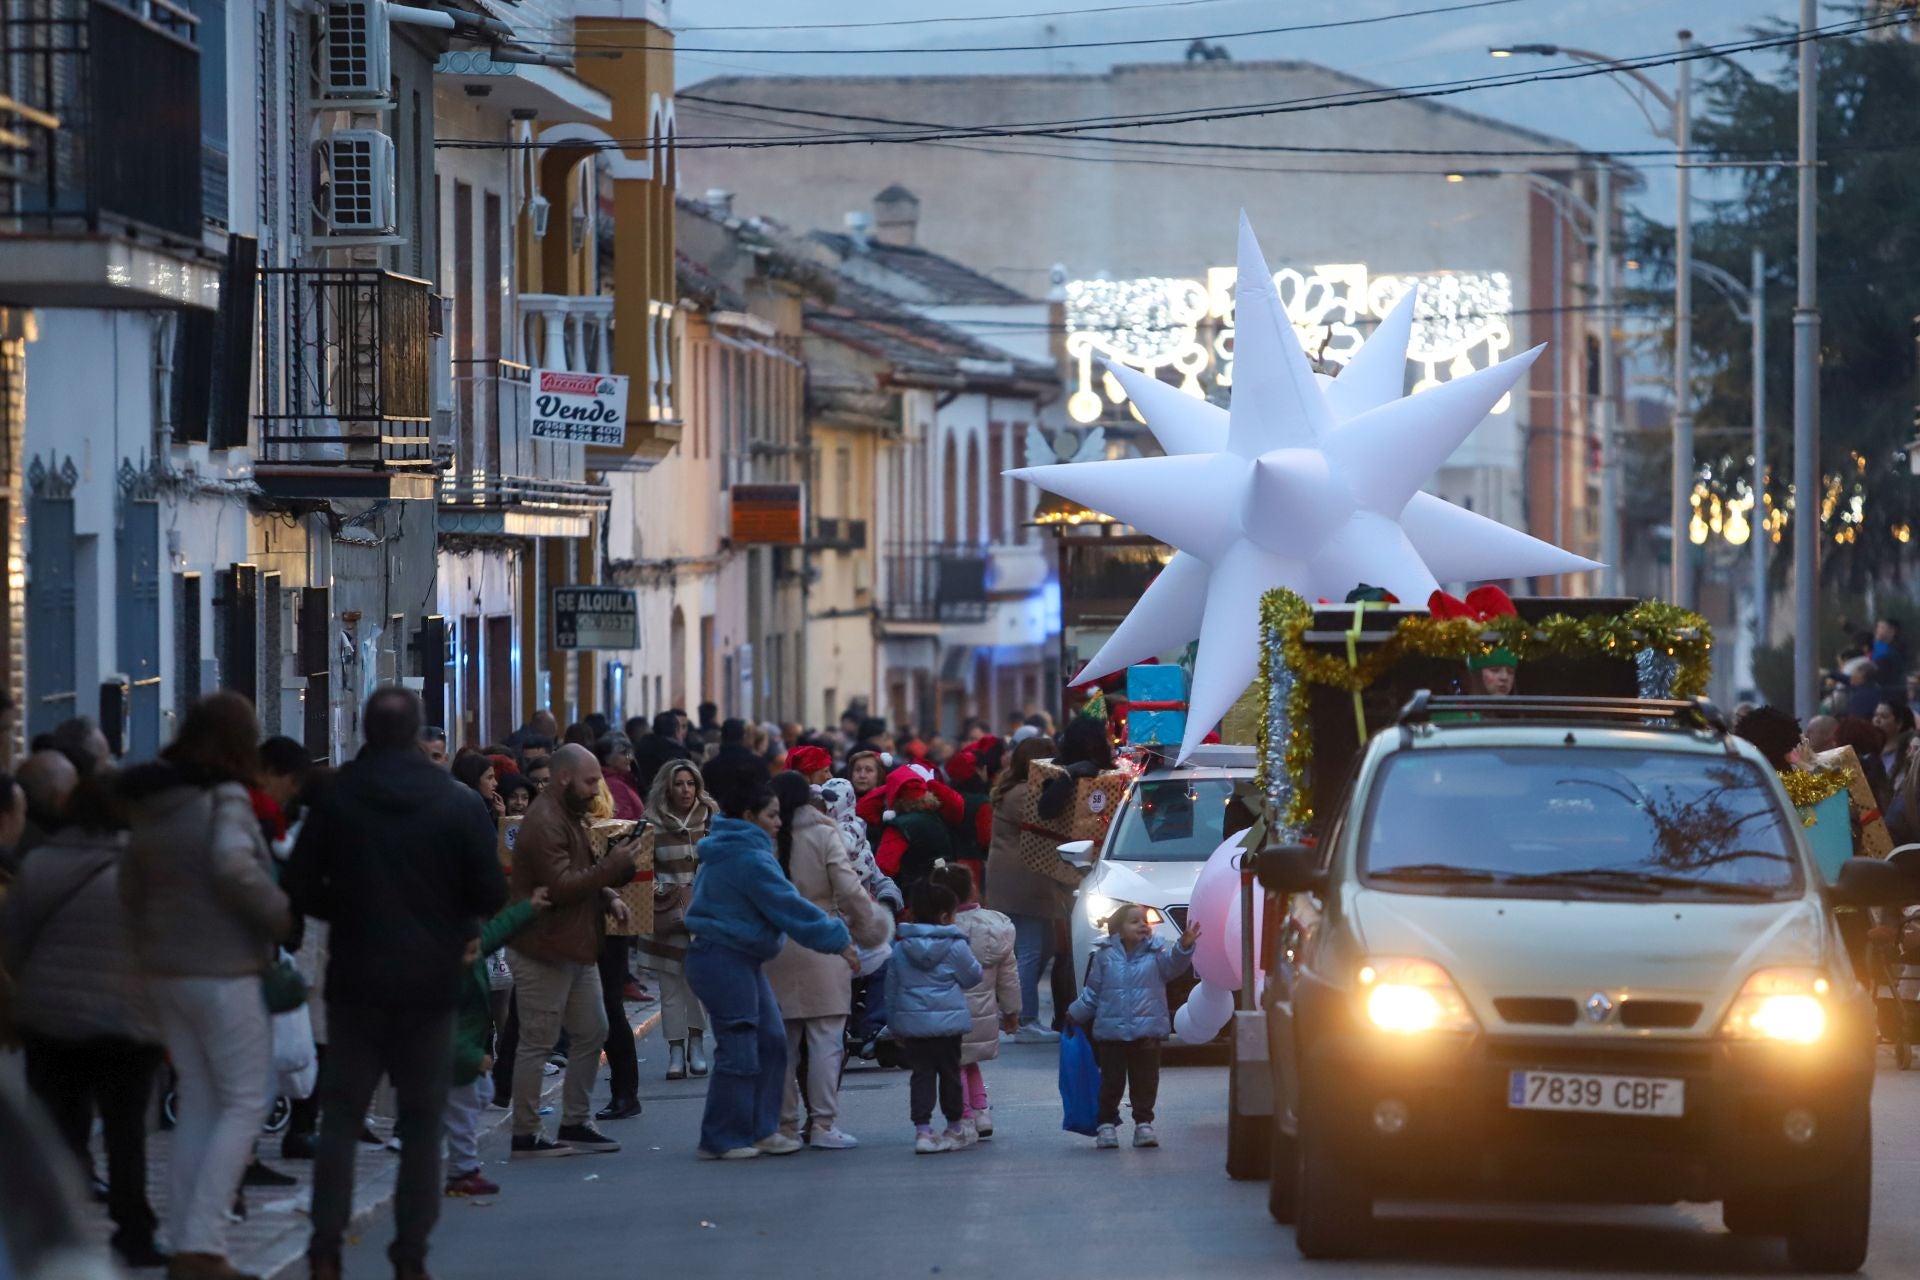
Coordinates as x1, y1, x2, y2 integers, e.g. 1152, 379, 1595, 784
700, 717, 770, 814
629, 710, 691, 795
286, 687, 506, 1280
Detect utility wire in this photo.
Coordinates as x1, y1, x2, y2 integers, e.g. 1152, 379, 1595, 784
521, 0, 1529, 54
677, 0, 1250, 33
437, 15, 1895, 152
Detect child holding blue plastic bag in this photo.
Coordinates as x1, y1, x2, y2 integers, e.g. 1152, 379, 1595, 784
1068, 904, 1199, 1149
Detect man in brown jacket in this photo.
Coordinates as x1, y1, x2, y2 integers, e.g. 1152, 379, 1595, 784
507, 744, 637, 1158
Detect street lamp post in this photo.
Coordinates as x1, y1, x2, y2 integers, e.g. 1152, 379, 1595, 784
1596, 163, 1620, 596
1689, 252, 1767, 674
1792, 0, 1821, 719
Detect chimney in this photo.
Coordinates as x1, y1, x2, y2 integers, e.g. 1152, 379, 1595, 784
871, 184, 919, 247
704, 188, 733, 219
844, 210, 872, 252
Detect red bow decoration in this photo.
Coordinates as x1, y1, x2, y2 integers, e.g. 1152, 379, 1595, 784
1427, 586, 1519, 622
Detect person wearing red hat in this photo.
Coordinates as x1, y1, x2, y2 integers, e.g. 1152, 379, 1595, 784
786, 745, 833, 786
941, 738, 1002, 893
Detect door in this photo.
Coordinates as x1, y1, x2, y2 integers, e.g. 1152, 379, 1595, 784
115, 493, 163, 760
460, 613, 482, 747
26, 458, 77, 737
485, 615, 512, 743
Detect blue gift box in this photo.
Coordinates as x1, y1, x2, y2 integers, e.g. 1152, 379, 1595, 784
1128, 709, 1188, 745
1125, 665, 1188, 745
1799, 791, 1853, 883
1126, 664, 1188, 704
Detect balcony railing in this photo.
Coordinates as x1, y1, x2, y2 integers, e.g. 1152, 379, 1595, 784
882, 542, 990, 623
439, 358, 610, 520
810, 517, 868, 551
0, 0, 202, 240
520, 294, 613, 375
256, 267, 435, 469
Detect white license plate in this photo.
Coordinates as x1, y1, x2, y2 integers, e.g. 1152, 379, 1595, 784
1507, 1070, 1685, 1117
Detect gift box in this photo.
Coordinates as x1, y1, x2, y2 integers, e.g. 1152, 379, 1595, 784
1813, 745, 1894, 859
589, 818, 653, 936
496, 815, 524, 873
1016, 760, 1129, 881
1799, 791, 1855, 883
1125, 664, 1189, 747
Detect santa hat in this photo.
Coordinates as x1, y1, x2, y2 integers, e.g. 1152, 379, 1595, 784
787, 745, 832, 776
943, 735, 1002, 785
1429, 586, 1519, 671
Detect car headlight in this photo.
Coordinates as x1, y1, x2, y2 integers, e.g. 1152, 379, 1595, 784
1720, 968, 1831, 1044
1080, 893, 1163, 931
1356, 957, 1477, 1035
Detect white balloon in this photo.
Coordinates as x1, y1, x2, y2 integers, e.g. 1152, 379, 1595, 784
1007, 213, 1604, 760
1174, 978, 1237, 1042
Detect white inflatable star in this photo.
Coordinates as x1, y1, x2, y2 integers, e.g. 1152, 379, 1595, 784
1009, 214, 1600, 761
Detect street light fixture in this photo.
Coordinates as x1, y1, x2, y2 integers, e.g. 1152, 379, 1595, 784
1490, 33, 1695, 612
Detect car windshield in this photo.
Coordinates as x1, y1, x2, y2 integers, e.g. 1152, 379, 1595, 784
1359, 748, 1801, 897
1105, 776, 1244, 863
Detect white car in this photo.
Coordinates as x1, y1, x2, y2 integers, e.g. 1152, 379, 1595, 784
1068, 744, 1256, 1025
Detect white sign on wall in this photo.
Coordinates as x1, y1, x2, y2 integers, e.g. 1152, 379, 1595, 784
530, 369, 630, 446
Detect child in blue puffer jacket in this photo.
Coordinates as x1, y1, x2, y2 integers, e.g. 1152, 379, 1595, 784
887, 881, 983, 1153
1068, 904, 1200, 1150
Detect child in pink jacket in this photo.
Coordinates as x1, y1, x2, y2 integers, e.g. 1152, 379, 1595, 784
931, 861, 1018, 1141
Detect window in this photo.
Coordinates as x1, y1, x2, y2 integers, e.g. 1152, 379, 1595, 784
942, 434, 959, 543
835, 446, 852, 516
987, 425, 1005, 543
965, 434, 981, 544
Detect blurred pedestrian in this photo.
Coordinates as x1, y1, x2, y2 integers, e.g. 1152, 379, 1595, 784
15, 749, 78, 861
453, 753, 505, 823
1872, 702, 1915, 784
419, 726, 450, 770
684, 784, 853, 1160
929, 861, 1016, 1143
443, 886, 551, 1199
703, 718, 770, 813
638, 761, 717, 1080
986, 735, 1075, 1043
1805, 714, 1840, 756
631, 711, 691, 795
500, 775, 536, 817
121, 692, 291, 1280
0, 771, 166, 1269
594, 733, 644, 821
888, 881, 983, 1154
285, 688, 506, 1280
505, 745, 637, 1158
0, 767, 27, 882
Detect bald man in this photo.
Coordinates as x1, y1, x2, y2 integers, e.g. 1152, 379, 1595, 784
16, 748, 79, 860
506, 744, 638, 1157
1806, 715, 1840, 757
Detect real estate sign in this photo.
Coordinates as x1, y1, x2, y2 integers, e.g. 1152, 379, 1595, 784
554, 587, 639, 650
530, 369, 629, 447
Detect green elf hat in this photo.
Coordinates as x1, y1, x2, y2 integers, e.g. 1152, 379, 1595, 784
1468, 647, 1518, 672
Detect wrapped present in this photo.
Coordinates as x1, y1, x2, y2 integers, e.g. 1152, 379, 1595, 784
588, 818, 652, 936
1125, 664, 1189, 747
497, 815, 524, 873
1813, 745, 1894, 859
1017, 760, 1129, 880
1799, 791, 1854, 883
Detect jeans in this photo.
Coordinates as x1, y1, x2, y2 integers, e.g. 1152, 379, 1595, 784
780, 1015, 847, 1134
903, 1036, 963, 1128
508, 949, 607, 1136
443, 1075, 493, 1177
597, 937, 640, 1102
1011, 913, 1060, 1026
960, 1062, 988, 1117
309, 1003, 453, 1267
21, 1033, 163, 1251
150, 975, 270, 1258
684, 939, 786, 1154
1095, 1037, 1161, 1125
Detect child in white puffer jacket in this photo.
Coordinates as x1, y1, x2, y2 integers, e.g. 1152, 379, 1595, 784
930, 861, 1018, 1142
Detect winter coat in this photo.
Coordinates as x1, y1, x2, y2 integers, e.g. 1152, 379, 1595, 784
685, 817, 851, 963
283, 746, 506, 1011
817, 779, 900, 909
984, 781, 1077, 920
886, 922, 983, 1040
764, 807, 894, 1021
634, 777, 715, 976
1068, 934, 1194, 1042
0, 830, 159, 1043
121, 765, 291, 979
953, 905, 1018, 1064
701, 745, 771, 810
508, 788, 634, 967
452, 899, 536, 1085
604, 772, 645, 822
631, 733, 692, 794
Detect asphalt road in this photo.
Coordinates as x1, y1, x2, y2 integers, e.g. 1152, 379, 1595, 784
337, 1031, 1920, 1280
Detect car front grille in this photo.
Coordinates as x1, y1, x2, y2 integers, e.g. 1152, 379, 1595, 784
1618, 1000, 1703, 1030
1494, 997, 1578, 1026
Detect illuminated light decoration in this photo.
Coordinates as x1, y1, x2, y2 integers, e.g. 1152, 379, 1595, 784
1015, 215, 1596, 763
1063, 261, 1514, 425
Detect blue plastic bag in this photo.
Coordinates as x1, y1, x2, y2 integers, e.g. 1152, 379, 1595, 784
1059, 1023, 1101, 1136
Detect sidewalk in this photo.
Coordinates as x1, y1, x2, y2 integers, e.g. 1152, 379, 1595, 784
68, 1005, 658, 1280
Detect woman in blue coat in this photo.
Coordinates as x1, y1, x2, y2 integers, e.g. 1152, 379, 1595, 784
685, 785, 856, 1160
1067, 905, 1199, 1150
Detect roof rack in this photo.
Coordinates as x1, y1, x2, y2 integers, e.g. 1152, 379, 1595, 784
1397, 692, 1730, 735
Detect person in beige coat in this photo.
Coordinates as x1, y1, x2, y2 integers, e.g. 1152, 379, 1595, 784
763, 773, 892, 1150
931, 861, 1018, 1141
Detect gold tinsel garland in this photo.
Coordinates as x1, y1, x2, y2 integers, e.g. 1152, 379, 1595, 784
1257, 588, 1715, 831
1778, 768, 1849, 810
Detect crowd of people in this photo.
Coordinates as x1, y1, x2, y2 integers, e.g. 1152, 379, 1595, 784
0, 690, 1202, 1280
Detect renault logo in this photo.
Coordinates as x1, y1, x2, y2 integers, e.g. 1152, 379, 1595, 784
1584, 992, 1615, 1023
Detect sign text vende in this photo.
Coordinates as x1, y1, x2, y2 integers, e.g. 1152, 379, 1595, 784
530, 368, 630, 447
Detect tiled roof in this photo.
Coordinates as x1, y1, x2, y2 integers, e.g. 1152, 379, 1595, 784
805, 277, 1053, 385
809, 232, 1031, 306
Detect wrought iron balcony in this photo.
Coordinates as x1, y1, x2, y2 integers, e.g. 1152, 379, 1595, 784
437, 358, 610, 537
254, 266, 436, 499
0, 0, 202, 240
881, 542, 990, 623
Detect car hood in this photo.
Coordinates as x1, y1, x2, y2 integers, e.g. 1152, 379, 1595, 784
1088, 858, 1205, 909
1348, 888, 1832, 1035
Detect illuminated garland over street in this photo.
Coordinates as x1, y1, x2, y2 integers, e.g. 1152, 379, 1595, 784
1256, 588, 1714, 831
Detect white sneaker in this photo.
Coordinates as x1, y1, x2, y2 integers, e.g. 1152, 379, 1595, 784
952, 1121, 978, 1148
1012, 1023, 1061, 1044
808, 1125, 859, 1150
697, 1146, 761, 1161
974, 1107, 994, 1139
1133, 1123, 1159, 1148
755, 1132, 804, 1156
935, 1128, 964, 1152
914, 1129, 940, 1154
1095, 1124, 1119, 1149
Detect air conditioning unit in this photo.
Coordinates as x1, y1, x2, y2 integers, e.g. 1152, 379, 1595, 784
318, 130, 396, 235
321, 0, 391, 102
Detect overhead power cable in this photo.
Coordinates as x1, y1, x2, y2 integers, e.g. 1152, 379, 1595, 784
678, 0, 1252, 34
